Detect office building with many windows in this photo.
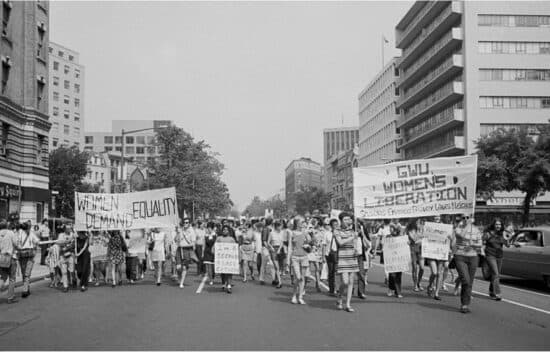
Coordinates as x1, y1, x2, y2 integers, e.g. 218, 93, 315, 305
395, 1, 550, 160
357, 57, 401, 167
48, 42, 84, 150
285, 157, 322, 214
322, 127, 358, 191
84, 120, 172, 165
0, 1, 50, 222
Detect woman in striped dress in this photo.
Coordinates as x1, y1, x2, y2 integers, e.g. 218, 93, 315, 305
334, 212, 359, 313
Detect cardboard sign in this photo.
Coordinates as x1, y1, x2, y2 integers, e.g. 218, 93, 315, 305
75, 187, 179, 231
421, 222, 452, 261
89, 233, 108, 260
214, 242, 240, 274
382, 235, 410, 274
353, 155, 477, 219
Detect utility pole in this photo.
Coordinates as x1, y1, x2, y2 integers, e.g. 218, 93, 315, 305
120, 129, 125, 193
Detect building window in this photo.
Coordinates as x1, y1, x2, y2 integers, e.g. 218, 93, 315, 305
480, 123, 540, 136
63, 125, 70, 135
37, 80, 45, 109
1, 59, 9, 94
85, 136, 93, 144
58, 50, 64, 57
478, 15, 550, 27
74, 127, 80, 137
52, 106, 59, 116
146, 136, 155, 144
52, 138, 58, 147
125, 146, 134, 154
53, 61, 59, 71
115, 146, 122, 152
136, 147, 145, 154
104, 136, 113, 144
126, 136, 134, 144
53, 91, 59, 101
74, 83, 80, 93
479, 96, 550, 109
74, 113, 80, 122
104, 146, 113, 152
2, 1, 11, 38
115, 136, 122, 144
53, 76, 59, 86
147, 147, 155, 154
479, 41, 550, 55
63, 95, 69, 104
74, 98, 80, 108
63, 110, 69, 119
64, 65, 69, 74
53, 122, 59, 133
37, 22, 46, 58
69, 55, 74, 61
136, 136, 145, 144
64, 80, 69, 89
75, 69, 80, 79
479, 69, 550, 81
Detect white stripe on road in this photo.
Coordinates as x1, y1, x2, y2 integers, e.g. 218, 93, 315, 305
196, 276, 207, 294
372, 263, 550, 315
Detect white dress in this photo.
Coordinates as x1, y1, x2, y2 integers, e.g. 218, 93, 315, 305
150, 232, 166, 262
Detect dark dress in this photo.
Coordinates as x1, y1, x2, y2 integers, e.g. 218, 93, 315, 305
203, 234, 216, 264
76, 237, 91, 287
108, 234, 125, 265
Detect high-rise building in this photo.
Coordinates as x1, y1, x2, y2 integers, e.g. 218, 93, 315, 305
285, 157, 322, 213
322, 127, 358, 191
84, 120, 172, 165
0, 1, 50, 222
395, 1, 550, 160
357, 58, 401, 167
48, 42, 84, 150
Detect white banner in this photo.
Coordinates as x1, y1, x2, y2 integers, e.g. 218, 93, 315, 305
89, 232, 109, 260
421, 222, 452, 261
214, 242, 240, 274
353, 155, 477, 219
382, 236, 410, 274
74, 187, 179, 231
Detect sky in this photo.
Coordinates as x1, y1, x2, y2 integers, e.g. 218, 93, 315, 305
50, 1, 412, 210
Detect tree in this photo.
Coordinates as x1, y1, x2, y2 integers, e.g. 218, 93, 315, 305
147, 126, 233, 219
243, 195, 287, 218
49, 146, 95, 218
294, 186, 330, 216
475, 125, 550, 225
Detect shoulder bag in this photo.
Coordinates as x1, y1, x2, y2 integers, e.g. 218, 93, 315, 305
18, 232, 35, 259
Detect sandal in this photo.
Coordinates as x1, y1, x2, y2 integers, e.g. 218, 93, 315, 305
344, 306, 355, 313
336, 302, 343, 310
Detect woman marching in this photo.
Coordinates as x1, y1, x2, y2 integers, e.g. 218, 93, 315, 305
483, 218, 508, 301
107, 230, 126, 288
306, 217, 324, 293
386, 223, 406, 298
148, 228, 168, 286
174, 218, 196, 289
407, 219, 424, 292
239, 222, 256, 282
203, 222, 217, 286
288, 215, 312, 305
426, 215, 445, 300
267, 220, 286, 289
334, 212, 360, 312
216, 224, 237, 293
75, 231, 91, 292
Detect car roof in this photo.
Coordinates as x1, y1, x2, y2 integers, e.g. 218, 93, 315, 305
519, 226, 550, 233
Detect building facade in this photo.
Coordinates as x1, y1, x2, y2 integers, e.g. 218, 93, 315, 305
284, 157, 322, 213
0, 1, 50, 223
328, 148, 358, 211
84, 120, 172, 165
48, 42, 84, 150
84, 151, 148, 194
357, 58, 401, 167
322, 127, 358, 191
395, 1, 550, 160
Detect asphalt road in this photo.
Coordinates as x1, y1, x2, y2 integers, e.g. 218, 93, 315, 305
1, 263, 549, 350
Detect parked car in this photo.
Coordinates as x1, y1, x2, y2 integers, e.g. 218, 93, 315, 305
481, 226, 550, 289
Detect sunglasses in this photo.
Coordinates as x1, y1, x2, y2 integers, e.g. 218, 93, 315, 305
183, 221, 190, 224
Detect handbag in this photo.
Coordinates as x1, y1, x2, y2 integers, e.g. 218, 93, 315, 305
320, 262, 328, 280
0, 253, 11, 268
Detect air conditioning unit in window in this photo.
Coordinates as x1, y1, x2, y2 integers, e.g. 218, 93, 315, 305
1, 56, 11, 67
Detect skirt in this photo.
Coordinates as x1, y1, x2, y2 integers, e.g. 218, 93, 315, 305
240, 244, 255, 262
336, 245, 359, 274
176, 247, 194, 267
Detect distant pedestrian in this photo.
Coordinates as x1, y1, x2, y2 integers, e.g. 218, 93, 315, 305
38, 219, 51, 265
17, 222, 40, 298
107, 230, 126, 288
334, 212, 359, 312
75, 231, 91, 292
0, 220, 18, 304
216, 225, 237, 293
483, 218, 508, 301
453, 215, 483, 313
288, 215, 311, 305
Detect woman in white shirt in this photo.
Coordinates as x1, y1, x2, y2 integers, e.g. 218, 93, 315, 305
17, 222, 40, 298
267, 220, 286, 289
148, 228, 168, 286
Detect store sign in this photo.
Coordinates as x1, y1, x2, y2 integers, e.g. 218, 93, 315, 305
0, 183, 21, 199
486, 196, 535, 206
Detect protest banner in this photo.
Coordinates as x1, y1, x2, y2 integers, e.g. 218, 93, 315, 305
74, 187, 179, 231
421, 222, 452, 261
382, 236, 410, 274
127, 229, 147, 257
353, 155, 477, 219
214, 242, 240, 274
330, 209, 342, 219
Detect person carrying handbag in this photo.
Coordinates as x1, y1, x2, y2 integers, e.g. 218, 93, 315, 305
17, 222, 40, 298
0, 220, 18, 304
323, 218, 339, 296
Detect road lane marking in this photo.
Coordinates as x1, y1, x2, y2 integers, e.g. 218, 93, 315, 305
196, 276, 207, 294
372, 263, 550, 315
495, 283, 550, 298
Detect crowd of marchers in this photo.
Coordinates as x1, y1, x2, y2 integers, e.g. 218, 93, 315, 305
0, 213, 510, 314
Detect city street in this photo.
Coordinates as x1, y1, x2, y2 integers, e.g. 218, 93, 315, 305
1, 262, 549, 350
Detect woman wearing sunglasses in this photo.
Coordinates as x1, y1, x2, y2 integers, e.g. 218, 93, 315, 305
453, 215, 483, 313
